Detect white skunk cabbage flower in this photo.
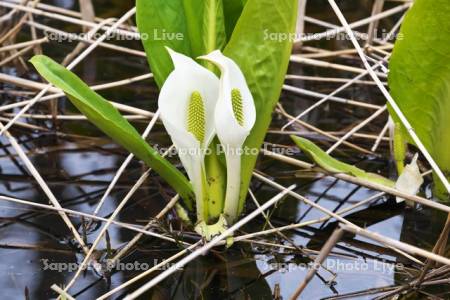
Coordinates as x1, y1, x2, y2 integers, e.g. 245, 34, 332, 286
158, 48, 219, 221
395, 153, 424, 205
199, 50, 256, 223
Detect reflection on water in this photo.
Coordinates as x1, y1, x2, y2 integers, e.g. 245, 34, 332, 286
52, 0, 75, 10
2, 133, 437, 299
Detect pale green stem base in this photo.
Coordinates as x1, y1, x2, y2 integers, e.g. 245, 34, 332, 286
393, 122, 406, 174
205, 139, 226, 221
192, 159, 209, 222
223, 151, 242, 224
195, 214, 231, 243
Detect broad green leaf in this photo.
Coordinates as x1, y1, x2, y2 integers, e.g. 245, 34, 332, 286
222, 0, 247, 40
182, 0, 226, 57
223, 0, 298, 213
181, 0, 206, 58
136, 0, 192, 87
30, 55, 194, 207
292, 136, 395, 188
136, 0, 227, 87
388, 0, 450, 199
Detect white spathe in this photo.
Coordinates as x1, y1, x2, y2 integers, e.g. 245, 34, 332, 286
395, 153, 424, 205
158, 47, 219, 220
199, 50, 256, 223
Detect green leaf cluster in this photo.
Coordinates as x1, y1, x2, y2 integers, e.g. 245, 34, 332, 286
388, 0, 450, 200
31, 0, 298, 224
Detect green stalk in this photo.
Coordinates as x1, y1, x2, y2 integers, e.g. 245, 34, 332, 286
393, 121, 406, 174
203, 0, 227, 222
223, 149, 242, 224
191, 161, 209, 222
206, 0, 217, 54
205, 139, 226, 220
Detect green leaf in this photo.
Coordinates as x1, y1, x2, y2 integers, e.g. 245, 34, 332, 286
223, 0, 247, 40
181, 0, 205, 58
136, 0, 227, 87
182, 0, 226, 58
136, 0, 193, 88
223, 0, 298, 214
292, 136, 395, 188
388, 0, 450, 199
202, 0, 227, 54
30, 55, 194, 207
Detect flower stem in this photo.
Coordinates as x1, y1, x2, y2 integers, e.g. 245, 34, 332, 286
393, 121, 406, 174
192, 160, 209, 222
223, 150, 242, 224
205, 139, 226, 220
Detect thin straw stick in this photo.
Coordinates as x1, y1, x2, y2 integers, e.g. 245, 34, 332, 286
0, 7, 137, 136
90, 110, 161, 217
123, 185, 296, 300
326, 105, 387, 154
297, 3, 411, 42
282, 56, 389, 130
0, 122, 89, 254
0, 1, 138, 39
0, 36, 47, 52
327, 0, 450, 193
